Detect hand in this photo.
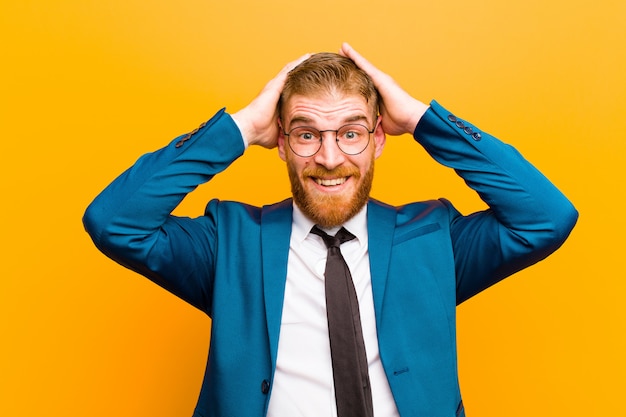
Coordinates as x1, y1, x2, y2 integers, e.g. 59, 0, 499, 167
232, 54, 311, 149
339, 43, 429, 136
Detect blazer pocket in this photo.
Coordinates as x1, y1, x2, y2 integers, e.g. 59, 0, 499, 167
392, 222, 441, 245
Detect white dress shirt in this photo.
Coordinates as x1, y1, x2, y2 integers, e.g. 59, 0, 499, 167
266, 203, 400, 417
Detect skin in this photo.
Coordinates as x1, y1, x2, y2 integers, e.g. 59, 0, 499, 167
277, 92, 386, 227
231, 43, 430, 225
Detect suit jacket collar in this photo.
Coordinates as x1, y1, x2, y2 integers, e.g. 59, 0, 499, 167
366, 199, 397, 326
261, 198, 293, 371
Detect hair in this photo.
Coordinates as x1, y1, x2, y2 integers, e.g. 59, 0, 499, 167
278, 52, 380, 120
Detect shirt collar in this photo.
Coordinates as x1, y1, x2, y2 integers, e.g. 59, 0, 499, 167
291, 202, 368, 247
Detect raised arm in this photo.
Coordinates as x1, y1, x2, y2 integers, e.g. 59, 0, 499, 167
341, 42, 578, 301
82, 54, 309, 311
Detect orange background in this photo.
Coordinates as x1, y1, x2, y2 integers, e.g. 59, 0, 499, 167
1, 1, 624, 416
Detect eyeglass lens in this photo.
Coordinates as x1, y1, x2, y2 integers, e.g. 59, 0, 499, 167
287, 124, 371, 157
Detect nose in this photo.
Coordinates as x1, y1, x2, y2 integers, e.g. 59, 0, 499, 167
313, 132, 346, 170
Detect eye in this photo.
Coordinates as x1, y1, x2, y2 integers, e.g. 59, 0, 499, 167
291, 127, 320, 142
344, 130, 358, 140
301, 131, 315, 141
339, 125, 367, 142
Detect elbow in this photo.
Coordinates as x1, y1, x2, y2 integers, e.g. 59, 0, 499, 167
83, 201, 103, 246
83, 198, 116, 251
533, 199, 578, 255
551, 199, 579, 246
509, 198, 579, 258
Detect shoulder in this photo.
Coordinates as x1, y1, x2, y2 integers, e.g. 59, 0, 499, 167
368, 198, 458, 226
203, 198, 292, 225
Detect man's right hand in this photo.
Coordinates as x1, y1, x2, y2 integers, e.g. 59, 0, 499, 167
231, 54, 310, 149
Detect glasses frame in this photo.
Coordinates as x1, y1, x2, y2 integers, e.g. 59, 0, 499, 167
282, 123, 376, 158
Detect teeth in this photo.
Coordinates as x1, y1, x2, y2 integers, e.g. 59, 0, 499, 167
315, 177, 347, 186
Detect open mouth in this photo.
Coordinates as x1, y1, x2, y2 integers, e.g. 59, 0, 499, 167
314, 177, 348, 186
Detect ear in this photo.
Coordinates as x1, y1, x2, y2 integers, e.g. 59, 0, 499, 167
277, 119, 287, 161
373, 116, 386, 159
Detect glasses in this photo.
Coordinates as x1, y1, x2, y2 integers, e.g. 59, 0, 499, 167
283, 124, 375, 157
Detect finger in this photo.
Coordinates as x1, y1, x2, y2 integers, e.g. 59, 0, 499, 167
264, 53, 312, 94
339, 42, 380, 78
278, 53, 312, 78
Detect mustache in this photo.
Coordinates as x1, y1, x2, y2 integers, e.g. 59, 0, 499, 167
302, 166, 360, 179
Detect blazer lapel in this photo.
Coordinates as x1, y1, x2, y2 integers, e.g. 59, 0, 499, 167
260, 198, 293, 370
367, 200, 397, 325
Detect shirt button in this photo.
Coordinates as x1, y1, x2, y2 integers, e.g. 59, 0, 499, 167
261, 379, 270, 394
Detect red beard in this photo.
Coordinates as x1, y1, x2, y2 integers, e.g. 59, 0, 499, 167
286, 155, 375, 228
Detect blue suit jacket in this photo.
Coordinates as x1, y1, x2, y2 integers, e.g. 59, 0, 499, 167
83, 101, 577, 416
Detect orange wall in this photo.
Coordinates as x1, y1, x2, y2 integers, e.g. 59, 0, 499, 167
1, 1, 624, 416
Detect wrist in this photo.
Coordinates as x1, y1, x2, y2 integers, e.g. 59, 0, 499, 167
406, 100, 430, 134
231, 111, 257, 148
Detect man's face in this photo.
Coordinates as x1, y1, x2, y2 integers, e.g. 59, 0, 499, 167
278, 92, 386, 228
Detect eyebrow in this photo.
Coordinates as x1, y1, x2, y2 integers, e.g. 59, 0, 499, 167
288, 114, 370, 127
288, 116, 313, 126
343, 114, 369, 124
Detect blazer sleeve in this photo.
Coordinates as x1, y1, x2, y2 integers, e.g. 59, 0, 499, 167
82, 109, 246, 313
414, 101, 578, 303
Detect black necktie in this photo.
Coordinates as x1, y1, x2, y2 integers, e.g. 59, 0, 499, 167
311, 225, 374, 417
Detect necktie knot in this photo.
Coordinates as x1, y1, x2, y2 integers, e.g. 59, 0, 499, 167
311, 225, 356, 249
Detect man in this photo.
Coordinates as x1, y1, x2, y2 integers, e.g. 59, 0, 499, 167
83, 43, 578, 416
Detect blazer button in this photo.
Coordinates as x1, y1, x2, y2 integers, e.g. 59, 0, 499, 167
261, 379, 270, 394
447, 114, 457, 122
455, 120, 465, 129
472, 132, 482, 141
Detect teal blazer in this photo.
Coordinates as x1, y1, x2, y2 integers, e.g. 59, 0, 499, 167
83, 101, 577, 417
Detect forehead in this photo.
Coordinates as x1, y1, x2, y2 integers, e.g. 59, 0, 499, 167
282, 93, 373, 126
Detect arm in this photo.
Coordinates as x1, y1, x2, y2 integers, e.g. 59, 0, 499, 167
416, 102, 578, 302
341, 43, 578, 302
83, 111, 245, 312
83, 55, 309, 312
